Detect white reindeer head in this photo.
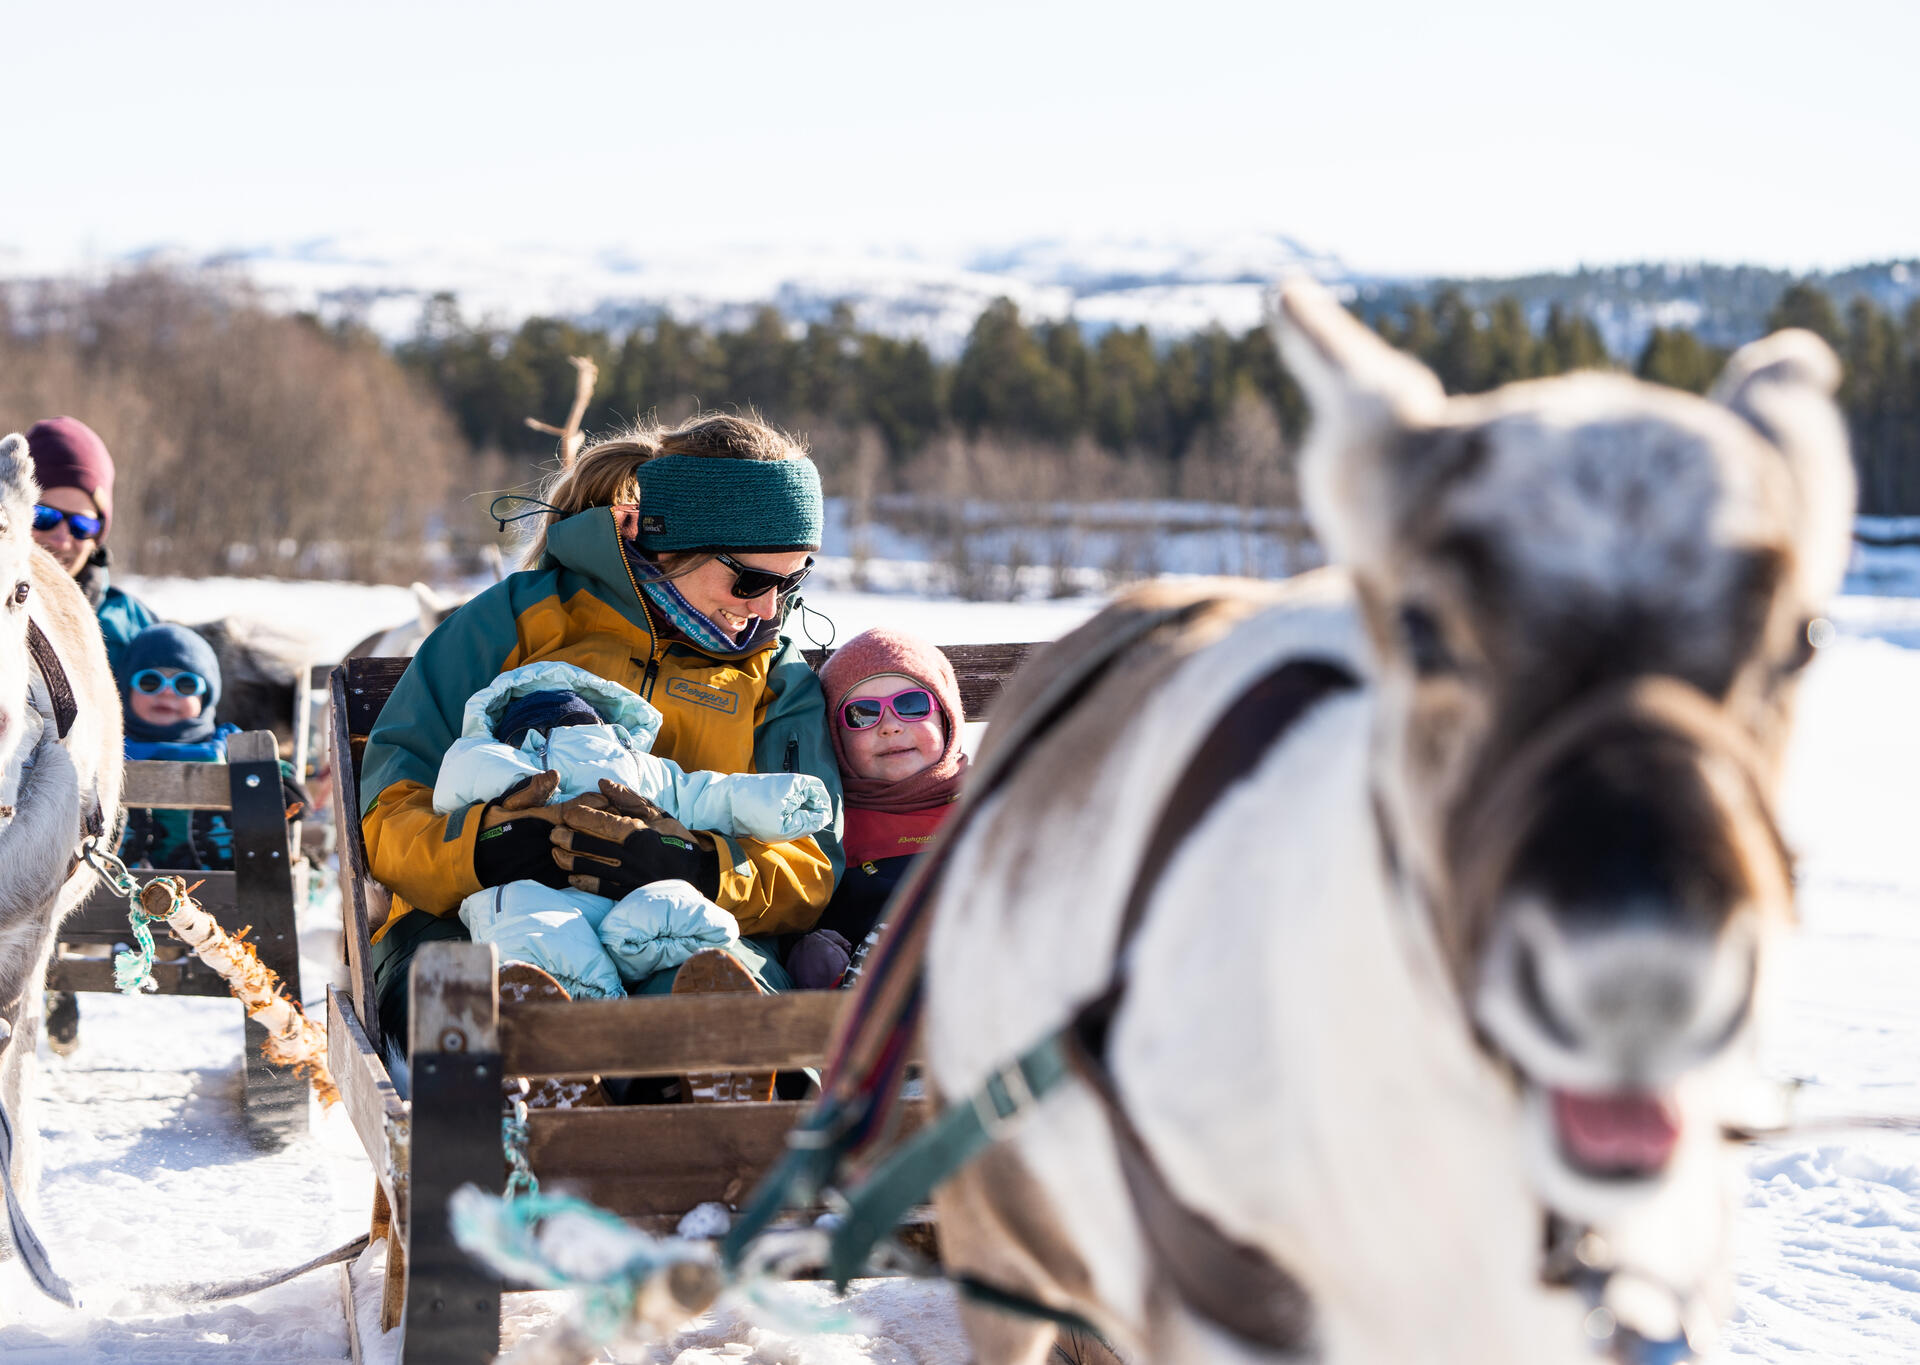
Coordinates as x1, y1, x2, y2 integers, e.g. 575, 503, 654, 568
0, 435, 44, 777
1272, 281, 1853, 1218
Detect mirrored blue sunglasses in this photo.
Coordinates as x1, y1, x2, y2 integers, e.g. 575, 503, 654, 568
32, 504, 104, 539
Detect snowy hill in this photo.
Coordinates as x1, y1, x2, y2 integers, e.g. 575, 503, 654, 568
6, 234, 1913, 363
0, 233, 1353, 359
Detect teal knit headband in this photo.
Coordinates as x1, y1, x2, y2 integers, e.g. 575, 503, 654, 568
632, 454, 823, 553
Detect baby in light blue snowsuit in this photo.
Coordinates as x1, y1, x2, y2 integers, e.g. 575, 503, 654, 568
433, 662, 832, 999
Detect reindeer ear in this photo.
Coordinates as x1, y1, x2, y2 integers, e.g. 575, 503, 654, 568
1708, 330, 1856, 598
411, 581, 448, 629
0, 434, 39, 527
1269, 279, 1446, 567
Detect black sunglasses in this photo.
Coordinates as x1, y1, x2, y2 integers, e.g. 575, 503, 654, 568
714, 552, 813, 600
32, 504, 104, 539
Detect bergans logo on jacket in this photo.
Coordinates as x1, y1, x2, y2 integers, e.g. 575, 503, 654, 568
666, 676, 741, 715
357, 505, 844, 943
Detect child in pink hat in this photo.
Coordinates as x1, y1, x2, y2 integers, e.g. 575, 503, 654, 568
787, 628, 969, 987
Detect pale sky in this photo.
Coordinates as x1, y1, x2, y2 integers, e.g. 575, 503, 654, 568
4, 0, 1915, 278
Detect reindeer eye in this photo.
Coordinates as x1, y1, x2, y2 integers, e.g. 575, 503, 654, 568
10, 581, 27, 606
1397, 604, 1457, 677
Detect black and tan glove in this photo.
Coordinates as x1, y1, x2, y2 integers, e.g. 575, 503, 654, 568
472, 771, 570, 890
550, 780, 722, 901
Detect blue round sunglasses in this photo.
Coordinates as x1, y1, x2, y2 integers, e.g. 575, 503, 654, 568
129, 669, 210, 699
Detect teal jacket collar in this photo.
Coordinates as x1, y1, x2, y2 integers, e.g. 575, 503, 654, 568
540, 506, 787, 662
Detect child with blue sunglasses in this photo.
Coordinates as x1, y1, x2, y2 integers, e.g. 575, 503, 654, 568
116, 623, 244, 869
114, 623, 309, 870
783, 627, 972, 990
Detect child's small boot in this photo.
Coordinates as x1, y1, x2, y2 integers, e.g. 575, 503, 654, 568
670, 949, 775, 1102
498, 961, 609, 1109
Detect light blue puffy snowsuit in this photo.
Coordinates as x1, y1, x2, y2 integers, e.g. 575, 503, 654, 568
432, 662, 833, 998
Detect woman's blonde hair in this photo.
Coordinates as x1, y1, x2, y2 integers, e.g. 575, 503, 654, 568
518, 410, 808, 569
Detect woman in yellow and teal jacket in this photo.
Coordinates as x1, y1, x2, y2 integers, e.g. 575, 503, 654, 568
360, 414, 843, 1057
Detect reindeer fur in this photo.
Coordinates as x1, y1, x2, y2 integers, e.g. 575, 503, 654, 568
0, 433, 123, 1254
922, 281, 1854, 1363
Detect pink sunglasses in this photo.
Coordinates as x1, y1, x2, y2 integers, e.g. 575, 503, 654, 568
838, 686, 940, 731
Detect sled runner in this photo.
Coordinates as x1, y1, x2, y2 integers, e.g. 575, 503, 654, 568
327, 644, 1032, 1363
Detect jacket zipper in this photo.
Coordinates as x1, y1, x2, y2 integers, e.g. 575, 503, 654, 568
615, 515, 775, 701
620, 541, 665, 701
783, 736, 798, 772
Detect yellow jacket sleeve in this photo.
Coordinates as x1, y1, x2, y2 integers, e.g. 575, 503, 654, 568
364, 780, 485, 921
711, 830, 837, 937
710, 638, 844, 936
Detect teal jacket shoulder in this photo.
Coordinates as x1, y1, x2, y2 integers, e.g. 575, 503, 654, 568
98, 584, 159, 680
359, 568, 572, 816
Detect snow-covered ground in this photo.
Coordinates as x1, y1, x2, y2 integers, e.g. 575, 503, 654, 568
0, 578, 1916, 1361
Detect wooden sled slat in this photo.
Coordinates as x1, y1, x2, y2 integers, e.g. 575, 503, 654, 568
500, 991, 877, 1079
328, 986, 410, 1224
524, 1099, 931, 1221
121, 759, 237, 810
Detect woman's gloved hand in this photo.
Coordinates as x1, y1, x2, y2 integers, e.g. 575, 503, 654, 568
550, 780, 722, 901
473, 771, 570, 889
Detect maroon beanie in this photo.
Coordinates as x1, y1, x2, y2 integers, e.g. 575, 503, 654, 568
25, 418, 116, 540
818, 627, 969, 813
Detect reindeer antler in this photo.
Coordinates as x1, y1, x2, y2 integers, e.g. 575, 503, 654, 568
525, 355, 600, 470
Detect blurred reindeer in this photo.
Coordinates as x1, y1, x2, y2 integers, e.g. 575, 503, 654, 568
924, 281, 1855, 1364
0, 434, 123, 1280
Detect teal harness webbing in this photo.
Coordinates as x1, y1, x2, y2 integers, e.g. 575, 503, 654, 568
725, 597, 1217, 1269
728, 609, 1359, 1353
825, 1033, 1074, 1287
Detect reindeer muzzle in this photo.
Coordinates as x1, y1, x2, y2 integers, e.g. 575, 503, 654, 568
1452, 677, 1788, 945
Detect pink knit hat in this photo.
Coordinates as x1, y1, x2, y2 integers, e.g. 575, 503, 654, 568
818, 627, 968, 813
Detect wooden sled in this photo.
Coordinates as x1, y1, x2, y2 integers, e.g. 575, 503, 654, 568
328, 644, 1034, 1364
46, 728, 312, 1148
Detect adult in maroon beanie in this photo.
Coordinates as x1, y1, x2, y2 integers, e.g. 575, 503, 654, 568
25, 417, 157, 680
26, 417, 159, 1055
786, 627, 971, 988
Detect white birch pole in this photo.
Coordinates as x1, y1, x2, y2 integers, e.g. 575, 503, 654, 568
137, 877, 340, 1106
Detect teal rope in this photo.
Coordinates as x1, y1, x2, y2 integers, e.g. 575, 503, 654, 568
450, 1185, 865, 1351
78, 843, 169, 996
453, 1189, 655, 1340
502, 1101, 539, 1200
113, 909, 161, 995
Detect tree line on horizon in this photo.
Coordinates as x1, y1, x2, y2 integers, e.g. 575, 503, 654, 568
402, 281, 1920, 516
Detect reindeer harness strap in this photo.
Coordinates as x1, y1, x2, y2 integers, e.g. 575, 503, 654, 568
813, 655, 1359, 1355
27, 619, 79, 740
1062, 657, 1357, 1353
25, 618, 106, 845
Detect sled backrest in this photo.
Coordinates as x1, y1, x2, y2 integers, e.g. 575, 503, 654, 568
50, 728, 311, 1143
53, 729, 302, 996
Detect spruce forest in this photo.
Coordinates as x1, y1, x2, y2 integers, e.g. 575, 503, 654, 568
404, 280, 1920, 517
